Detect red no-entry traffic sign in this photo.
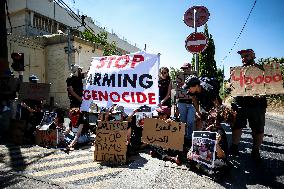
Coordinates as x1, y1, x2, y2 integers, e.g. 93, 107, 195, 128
184, 6, 210, 28
185, 32, 208, 53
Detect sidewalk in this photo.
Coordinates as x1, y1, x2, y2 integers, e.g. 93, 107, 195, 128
266, 112, 284, 123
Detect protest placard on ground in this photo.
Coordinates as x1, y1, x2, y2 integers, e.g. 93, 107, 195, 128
191, 131, 217, 168
81, 51, 160, 114
94, 121, 128, 164
19, 82, 50, 100
35, 111, 58, 147
230, 62, 284, 96
142, 118, 185, 151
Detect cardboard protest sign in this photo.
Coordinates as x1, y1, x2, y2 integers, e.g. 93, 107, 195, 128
175, 71, 196, 100
136, 112, 152, 127
81, 51, 160, 113
230, 62, 284, 96
35, 128, 58, 147
35, 111, 58, 147
142, 118, 185, 151
19, 82, 50, 100
94, 121, 128, 164
191, 131, 217, 168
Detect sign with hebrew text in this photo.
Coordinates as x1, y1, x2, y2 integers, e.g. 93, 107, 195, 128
175, 71, 196, 100
230, 62, 284, 96
142, 118, 185, 151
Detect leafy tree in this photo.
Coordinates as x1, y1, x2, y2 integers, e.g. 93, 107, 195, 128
82, 30, 118, 56
169, 67, 180, 81
192, 24, 218, 78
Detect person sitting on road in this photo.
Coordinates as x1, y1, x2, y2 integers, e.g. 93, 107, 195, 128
64, 107, 90, 150
149, 106, 182, 165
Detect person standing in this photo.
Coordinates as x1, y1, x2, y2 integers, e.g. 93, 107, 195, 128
158, 67, 172, 108
176, 63, 196, 145
230, 49, 267, 162
66, 64, 85, 108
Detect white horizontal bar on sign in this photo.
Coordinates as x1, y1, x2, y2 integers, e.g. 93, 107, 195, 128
187, 40, 207, 46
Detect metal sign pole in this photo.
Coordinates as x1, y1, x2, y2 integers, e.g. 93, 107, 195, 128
194, 8, 199, 76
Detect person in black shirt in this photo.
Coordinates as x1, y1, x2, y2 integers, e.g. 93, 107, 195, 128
182, 75, 221, 130
158, 67, 172, 108
229, 49, 267, 162
66, 64, 85, 108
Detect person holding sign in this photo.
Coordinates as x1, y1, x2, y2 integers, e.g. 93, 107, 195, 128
176, 63, 196, 145
149, 106, 181, 165
158, 67, 172, 108
64, 108, 90, 150
230, 49, 267, 163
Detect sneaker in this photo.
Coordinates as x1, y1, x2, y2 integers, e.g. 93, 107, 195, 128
251, 148, 261, 163
230, 144, 240, 156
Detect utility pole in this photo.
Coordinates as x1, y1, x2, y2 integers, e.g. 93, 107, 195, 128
0, 0, 9, 77
67, 27, 72, 70
193, 8, 199, 76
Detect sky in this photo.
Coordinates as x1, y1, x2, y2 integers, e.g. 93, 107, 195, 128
64, 0, 284, 79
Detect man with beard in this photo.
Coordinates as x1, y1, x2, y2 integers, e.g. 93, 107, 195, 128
229, 49, 267, 163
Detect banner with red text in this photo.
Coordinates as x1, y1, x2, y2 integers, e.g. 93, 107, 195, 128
230, 62, 284, 96
81, 51, 159, 113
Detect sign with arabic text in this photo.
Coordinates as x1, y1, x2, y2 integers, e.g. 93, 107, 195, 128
142, 118, 185, 151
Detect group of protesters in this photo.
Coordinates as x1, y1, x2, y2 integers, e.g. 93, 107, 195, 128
7, 48, 266, 180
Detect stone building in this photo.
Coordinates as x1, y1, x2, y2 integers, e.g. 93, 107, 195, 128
6, 0, 140, 108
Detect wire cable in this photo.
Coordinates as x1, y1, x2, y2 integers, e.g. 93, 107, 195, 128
221, 0, 258, 64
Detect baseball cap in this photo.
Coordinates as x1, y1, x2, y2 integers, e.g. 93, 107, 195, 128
237, 49, 255, 55
180, 63, 191, 69
182, 75, 200, 90
29, 74, 39, 81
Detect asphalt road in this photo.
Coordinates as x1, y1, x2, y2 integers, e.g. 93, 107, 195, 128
0, 116, 283, 189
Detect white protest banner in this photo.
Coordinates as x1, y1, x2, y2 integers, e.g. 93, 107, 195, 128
230, 62, 284, 96
191, 131, 217, 168
81, 51, 159, 113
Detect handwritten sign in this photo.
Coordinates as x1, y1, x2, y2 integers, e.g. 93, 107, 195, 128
230, 62, 284, 96
35, 129, 58, 147
94, 121, 128, 164
191, 131, 217, 168
175, 71, 196, 100
19, 82, 50, 100
142, 118, 185, 151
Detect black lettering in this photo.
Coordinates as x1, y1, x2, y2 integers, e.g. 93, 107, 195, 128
139, 74, 153, 89
102, 74, 115, 87
93, 73, 101, 86
118, 74, 122, 87
123, 74, 137, 88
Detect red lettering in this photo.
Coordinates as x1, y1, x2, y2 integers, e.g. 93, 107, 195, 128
131, 54, 144, 68
148, 93, 156, 104
264, 76, 272, 83
98, 91, 108, 101
107, 56, 116, 68
273, 74, 282, 82
130, 92, 135, 102
97, 57, 107, 68
83, 90, 91, 100
115, 55, 129, 68
122, 92, 130, 103
136, 92, 147, 103
244, 76, 253, 85
92, 90, 98, 100
110, 92, 120, 102
254, 76, 264, 84
232, 70, 244, 87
